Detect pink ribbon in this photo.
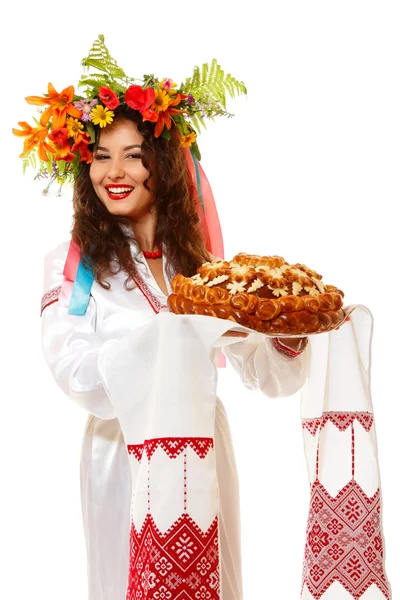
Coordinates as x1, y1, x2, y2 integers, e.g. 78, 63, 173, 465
59, 238, 81, 307
183, 146, 226, 367
182, 146, 224, 260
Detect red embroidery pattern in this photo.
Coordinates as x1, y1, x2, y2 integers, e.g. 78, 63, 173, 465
132, 257, 179, 314
127, 512, 220, 600
127, 437, 214, 462
273, 336, 306, 357
301, 479, 390, 599
302, 414, 390, 598
40, 285, 61, 316
302, 412, 374, 435
127, 445, 145, 462
132, 269, 167, 314
183, 448, 188, 512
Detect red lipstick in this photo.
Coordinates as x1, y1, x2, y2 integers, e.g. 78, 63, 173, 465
105, 184, 134, 200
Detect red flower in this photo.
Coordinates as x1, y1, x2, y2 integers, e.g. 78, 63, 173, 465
125, 85, 155, 112
48, 127, 69, 145
98, 86, 120, 110
55, 152, 75, 162
71, 133, 93, 164
48, 127, 75, 161
141, 108, 158, 123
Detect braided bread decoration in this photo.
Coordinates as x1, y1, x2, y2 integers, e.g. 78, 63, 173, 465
168, 253, 346, 335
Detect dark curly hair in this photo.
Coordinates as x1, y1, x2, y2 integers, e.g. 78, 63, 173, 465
71, 105, 212, 290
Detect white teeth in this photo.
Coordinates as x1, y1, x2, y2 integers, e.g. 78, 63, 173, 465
107, 187, 133, 194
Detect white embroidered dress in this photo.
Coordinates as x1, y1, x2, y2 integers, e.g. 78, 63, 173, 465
40, 239, 309, 600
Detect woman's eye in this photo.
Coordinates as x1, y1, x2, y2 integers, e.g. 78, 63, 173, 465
94, 154, 141, 160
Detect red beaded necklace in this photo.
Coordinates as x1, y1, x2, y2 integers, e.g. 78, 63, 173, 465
142, 249, 162, 259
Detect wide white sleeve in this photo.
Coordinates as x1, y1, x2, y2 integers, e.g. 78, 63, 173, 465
224, 334, 310, 398
40, 242, 118, 420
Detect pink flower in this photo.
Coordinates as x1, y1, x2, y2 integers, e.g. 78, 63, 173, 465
73, 99, 98, 122
162, 78, 174, 91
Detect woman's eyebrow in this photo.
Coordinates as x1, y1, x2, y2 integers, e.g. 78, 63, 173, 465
96, 144, 142, 151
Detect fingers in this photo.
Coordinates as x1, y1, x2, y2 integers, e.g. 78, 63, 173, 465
334, 316, 351, 330
222, 331, 249, 338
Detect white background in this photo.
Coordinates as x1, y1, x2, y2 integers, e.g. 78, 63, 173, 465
1, 1, 399, 598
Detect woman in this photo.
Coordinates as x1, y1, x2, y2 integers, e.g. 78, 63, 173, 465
16, 33, 391, 599
40, 105, 310, 600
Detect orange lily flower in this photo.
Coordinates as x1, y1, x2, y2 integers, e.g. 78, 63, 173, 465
12, 121, 55, 161
153, 94, 187, 138
25, 83, 82, 129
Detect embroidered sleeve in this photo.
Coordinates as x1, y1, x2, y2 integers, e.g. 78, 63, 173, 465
224, 333, 309, 398
41, 285, 62, 316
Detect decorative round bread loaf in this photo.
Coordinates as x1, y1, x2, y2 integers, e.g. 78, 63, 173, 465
168, 253, 346, 335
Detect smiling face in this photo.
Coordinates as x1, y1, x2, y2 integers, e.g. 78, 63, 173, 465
89, 118, 155, 219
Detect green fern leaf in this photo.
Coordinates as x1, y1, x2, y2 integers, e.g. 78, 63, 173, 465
29, 152, 37, 169
189, 113, 201, 134
224, 79, 234, 98
191, 113, 207, 133
79, 76, 108, 90
182, 59, 246, 111
209, 58, 217, 81
78, 34, 134, 96
81, 58, 110, 74
197, 113, 207, 130
201, 63, 208, 86
108, 81, 128, 95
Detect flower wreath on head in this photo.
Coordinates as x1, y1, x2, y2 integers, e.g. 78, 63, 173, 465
13, 33, 247, 196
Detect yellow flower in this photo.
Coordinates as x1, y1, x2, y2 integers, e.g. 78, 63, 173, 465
152, 89, 171, 113
180, 132, 197, 147
66, 117, 84, 140
91, 104, 114, 128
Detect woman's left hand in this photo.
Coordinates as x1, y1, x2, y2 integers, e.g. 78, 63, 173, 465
222, 331, 249, 338
334, 315, 351, 331
276, 336, 307, 352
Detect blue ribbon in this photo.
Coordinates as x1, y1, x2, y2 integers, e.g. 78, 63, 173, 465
68, 259, 95, 316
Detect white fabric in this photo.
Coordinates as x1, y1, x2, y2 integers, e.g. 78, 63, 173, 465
41, 240, 309, 600
300, 306, 392, 599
